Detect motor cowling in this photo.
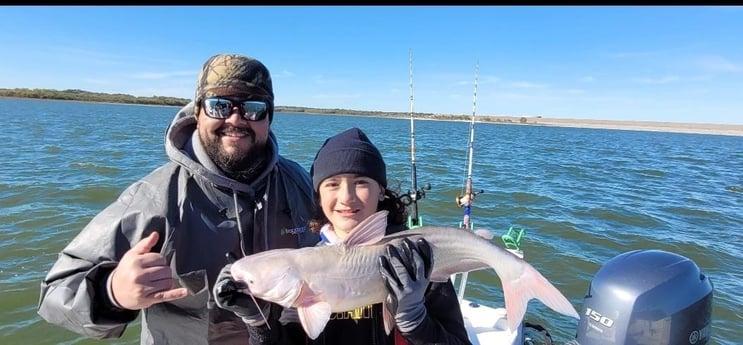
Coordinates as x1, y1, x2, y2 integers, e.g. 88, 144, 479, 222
573, 249, 713, 345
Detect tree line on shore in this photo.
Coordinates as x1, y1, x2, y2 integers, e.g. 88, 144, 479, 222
0, 88, 190, 106
0, 88, 532, 124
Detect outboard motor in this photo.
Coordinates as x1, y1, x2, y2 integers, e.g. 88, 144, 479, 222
573, 249, 713, 345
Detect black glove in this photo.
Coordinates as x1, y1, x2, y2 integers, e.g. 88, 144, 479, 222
379, 237, 434, 333
213, 263, 271, 327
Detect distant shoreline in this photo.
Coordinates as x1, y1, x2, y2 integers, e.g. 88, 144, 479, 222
3, 91, 742, 137
286, 110, 743, 137
514, 117, 743, 137
1, 96, 183, 108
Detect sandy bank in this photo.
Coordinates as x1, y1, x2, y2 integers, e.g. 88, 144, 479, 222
521, 117, 743, 137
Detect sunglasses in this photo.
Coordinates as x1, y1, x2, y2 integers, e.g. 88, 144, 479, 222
202, 97, 269, 121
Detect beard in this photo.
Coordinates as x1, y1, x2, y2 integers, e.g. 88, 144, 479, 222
201, 128, 269, 183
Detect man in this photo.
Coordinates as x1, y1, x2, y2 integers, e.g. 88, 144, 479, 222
38, 53, 319, 344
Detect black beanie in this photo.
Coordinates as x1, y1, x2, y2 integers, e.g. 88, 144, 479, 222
310, 127, 387, 191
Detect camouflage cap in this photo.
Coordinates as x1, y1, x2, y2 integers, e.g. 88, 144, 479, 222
195, 53, 275, 121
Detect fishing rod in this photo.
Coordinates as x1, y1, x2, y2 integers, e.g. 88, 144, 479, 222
405, 50, 430, 229
454, 61, 484, 301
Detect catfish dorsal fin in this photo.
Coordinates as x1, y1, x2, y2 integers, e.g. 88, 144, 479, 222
343, 210, 389, 246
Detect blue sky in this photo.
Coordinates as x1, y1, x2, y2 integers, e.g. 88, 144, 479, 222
1, 6, 742, 125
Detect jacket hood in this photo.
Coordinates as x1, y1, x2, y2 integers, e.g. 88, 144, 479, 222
164, 101, 279, 197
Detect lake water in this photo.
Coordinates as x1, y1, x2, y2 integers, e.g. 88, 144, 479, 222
1, 98, 741, 344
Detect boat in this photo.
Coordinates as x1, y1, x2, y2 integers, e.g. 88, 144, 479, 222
402, 52, 528, 344
402, 52, 714, 345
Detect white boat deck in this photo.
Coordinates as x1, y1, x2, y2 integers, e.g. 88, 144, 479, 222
460, 298, 522, 345
455, 247, 525, 345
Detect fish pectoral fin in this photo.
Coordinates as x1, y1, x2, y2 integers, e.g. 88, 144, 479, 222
381, 298, 395, 335
297, 302, 332, 340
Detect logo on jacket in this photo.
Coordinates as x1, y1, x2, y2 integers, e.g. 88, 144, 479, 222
281, 226, 308, 236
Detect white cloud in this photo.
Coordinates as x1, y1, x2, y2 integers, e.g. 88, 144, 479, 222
44, 45, 185, 67
275, 70, 295, 78
83, 78, 112, 85
694, 55, 743, 72
508, 81, 547, 89
478, 75, 500, 85
631, 76, 681, 84
128, 86, 194, 99
604, 51, 656, 59
130, 70, 195, 80
312, 92, 362, 100
312, 75, 348, 85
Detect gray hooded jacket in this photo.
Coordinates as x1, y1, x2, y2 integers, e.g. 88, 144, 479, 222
37, 102, 319, 344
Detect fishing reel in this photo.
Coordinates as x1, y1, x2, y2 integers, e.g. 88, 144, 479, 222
455, 189, 484, 207
400, 183, 431, 206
